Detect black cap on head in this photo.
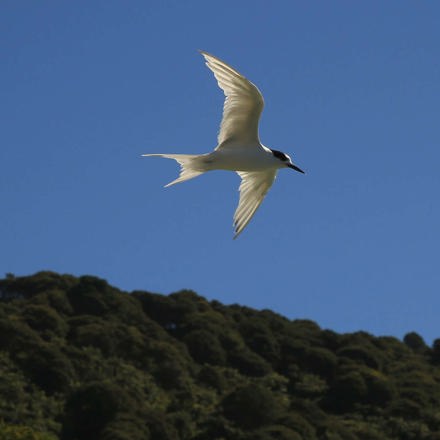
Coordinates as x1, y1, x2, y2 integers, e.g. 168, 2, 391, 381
270, 149, 289, 162
270, 149, 304, 173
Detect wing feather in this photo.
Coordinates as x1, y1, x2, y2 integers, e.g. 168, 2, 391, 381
233, 170, 277, 238
200, 51, 264, 148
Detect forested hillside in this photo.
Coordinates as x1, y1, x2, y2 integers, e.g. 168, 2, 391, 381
1, 272, 440, 440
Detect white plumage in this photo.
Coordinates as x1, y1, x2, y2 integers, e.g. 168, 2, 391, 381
143, 51, 304, 238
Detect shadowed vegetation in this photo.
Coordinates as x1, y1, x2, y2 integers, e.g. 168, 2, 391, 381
1, 271, 440, 439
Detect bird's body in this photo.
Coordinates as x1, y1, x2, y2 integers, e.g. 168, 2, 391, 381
144, 51, 304, 238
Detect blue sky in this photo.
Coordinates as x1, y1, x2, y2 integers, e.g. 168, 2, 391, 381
2, 1, 439, 343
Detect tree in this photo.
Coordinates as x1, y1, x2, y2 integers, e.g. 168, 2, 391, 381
0, 422, 57, 440
337, 345, 381, 369
228, 347, 272, 377
252, 425, 303, 440
67, 276, 113, 316
222, 385, 283, 429
61, 382, 126, 440
183, 330, 226, 365
298, 347, 338, 379
21, 304, 66, 339
2, 271, 440, 440
404, 332, 428, 354
21, 344, 75, 394
325, 371, 367, 412
432, 339, 440, 364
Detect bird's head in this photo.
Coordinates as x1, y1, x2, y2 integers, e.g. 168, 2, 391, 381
270, 149, 305, 174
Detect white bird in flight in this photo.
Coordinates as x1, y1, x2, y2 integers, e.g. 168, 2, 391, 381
144, 51, 304, 238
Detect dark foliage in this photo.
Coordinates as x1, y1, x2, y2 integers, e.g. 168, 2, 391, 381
222, 384, 283, 428
0, 271, 439, 439
404, 332, 428, 354
62, 382, 125, 439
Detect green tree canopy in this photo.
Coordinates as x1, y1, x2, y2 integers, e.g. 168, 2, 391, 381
0, 272, 439, 440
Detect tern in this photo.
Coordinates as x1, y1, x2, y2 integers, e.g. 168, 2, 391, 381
143, 51, 304, 238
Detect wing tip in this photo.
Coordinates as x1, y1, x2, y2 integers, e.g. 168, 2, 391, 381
233, 230, 242, 240
198, 49, 211, 60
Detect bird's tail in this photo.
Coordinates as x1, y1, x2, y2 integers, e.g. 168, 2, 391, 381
142, 154, 207, 187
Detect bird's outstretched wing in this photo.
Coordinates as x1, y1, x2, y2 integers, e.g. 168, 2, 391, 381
200, 51, 264, 149
234, 170, 277, 238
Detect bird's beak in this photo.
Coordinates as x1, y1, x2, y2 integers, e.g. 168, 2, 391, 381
288, 163, 305, 174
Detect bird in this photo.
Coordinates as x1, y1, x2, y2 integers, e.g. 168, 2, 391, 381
143, 51, 304, 238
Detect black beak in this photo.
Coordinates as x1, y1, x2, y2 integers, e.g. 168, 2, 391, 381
288, 163, 305, 174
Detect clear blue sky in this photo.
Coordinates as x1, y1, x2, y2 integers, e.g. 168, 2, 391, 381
2, 1, 439, 343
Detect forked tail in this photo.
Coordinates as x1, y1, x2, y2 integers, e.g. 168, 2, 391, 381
142, 154, 206, 187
